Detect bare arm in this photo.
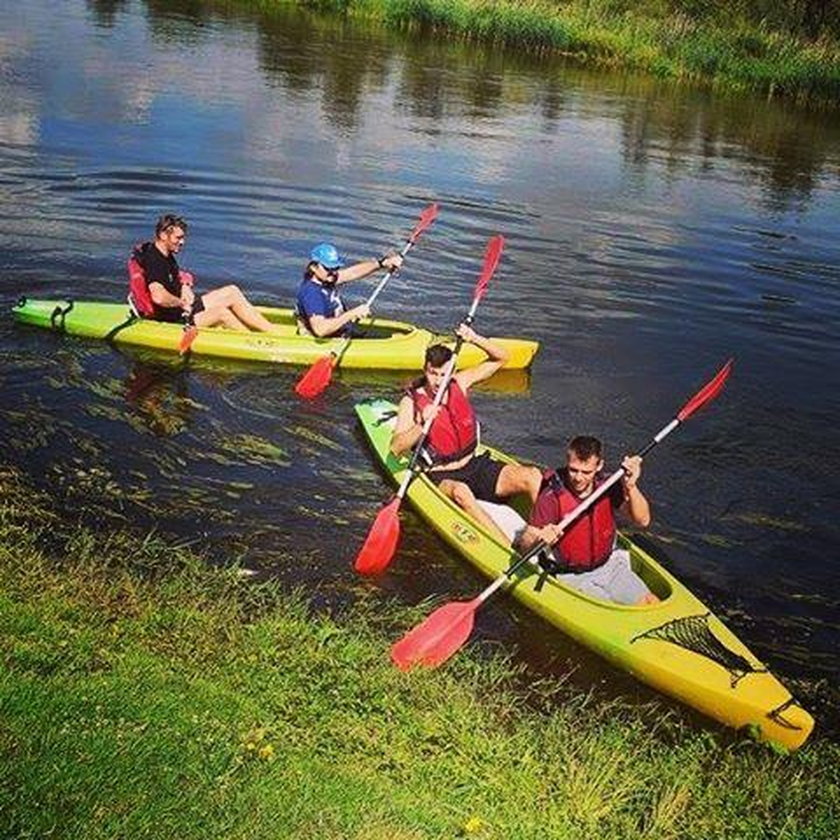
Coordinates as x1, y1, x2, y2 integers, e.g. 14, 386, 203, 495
514, 522, 563, 554
307, 304, 370, 338
454, 324, 510, 391
336, 253, 403, 284
390, 394, 435, 457
148, 281, 186, 310
619, 455, 651, 527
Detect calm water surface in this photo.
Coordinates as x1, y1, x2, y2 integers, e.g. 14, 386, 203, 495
1, 0, 839, 736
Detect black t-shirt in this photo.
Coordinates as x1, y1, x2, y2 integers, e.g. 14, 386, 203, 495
138, 244, 182, 298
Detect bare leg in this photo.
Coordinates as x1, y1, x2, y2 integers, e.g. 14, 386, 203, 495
495, 463, 543, 505
201, 285, 278, 332
193, 306, 250, 331
438, 479, 512, 545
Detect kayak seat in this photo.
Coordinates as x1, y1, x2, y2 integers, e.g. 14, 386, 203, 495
478, 500, 528, 543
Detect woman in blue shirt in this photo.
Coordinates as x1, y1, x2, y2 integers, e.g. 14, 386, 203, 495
296, 242, 403, 337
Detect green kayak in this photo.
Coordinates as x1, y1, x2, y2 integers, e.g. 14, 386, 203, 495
355, 397, 814, 751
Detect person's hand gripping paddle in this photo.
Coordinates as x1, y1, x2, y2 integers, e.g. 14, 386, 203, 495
294, 203, 440, 398
390, 358, 734, 670
353, 234, 505, 576
177, 271, 198, 355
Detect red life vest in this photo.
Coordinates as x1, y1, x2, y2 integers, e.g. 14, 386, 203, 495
411, 380, 477, 465
127, 242, 194, 319
541, 471, 617, 571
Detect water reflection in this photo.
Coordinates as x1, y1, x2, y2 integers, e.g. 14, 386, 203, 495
124, 360, 194, 437
86, 0, 129, 27
75, 0, 840, 210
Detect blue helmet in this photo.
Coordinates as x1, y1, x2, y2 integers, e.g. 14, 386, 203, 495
309, 242, 344, 269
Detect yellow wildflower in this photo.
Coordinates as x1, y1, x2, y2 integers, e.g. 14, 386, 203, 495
463, 816, 483, 835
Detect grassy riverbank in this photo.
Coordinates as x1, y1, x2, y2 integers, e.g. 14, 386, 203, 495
1, 466, 838, 839
282, 0, 840, 104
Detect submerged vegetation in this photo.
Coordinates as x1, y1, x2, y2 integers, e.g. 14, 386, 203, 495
2, 465, 839, 838
284, 0, 840, 104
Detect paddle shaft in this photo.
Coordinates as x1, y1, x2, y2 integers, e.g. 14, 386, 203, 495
352, 233, 502, 575
390, 233, 503, 502
330, 236, 419, 362
180, 273, 197, 325
322, 205, 439, 370
474, 414, 689, 606
393, 300, 482, 502
178, 284, 198, 354
367, 235, 418, 306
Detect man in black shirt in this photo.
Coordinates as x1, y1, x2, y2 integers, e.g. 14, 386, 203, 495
139, 214, 277, 332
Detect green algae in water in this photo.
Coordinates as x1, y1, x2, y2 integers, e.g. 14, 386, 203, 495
289, 424, 344, 453
0, 397, 60, 452
201, 433, 292, 468
724, 512, 806, 532
696, 532, 737, 549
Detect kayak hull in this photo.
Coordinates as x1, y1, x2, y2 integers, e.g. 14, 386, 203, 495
355, 398, 814, 751
11, 298, 539, 371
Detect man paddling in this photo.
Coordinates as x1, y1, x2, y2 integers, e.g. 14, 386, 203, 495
515, 435, 658, 605
296, 242, 403, 338
390, 324, 542, 545
132, 214, 278, 332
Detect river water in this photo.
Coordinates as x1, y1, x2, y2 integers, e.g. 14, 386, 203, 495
1, 0, 838, 736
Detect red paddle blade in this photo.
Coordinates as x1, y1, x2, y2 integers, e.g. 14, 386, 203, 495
677, 358, 734, 422
354, 497, 402, 575
294, 354, 336, 398
178, 325, 198, 355
474, 234, 504, 302
409, 202, 439, 243
391, 598, 481, 671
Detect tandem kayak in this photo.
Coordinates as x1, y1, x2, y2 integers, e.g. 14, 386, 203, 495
11, 298, 539, 371
355, 397, 814, 751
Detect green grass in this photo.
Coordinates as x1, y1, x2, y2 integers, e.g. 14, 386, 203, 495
1, 465, 839, 839
278, 0, 840, 104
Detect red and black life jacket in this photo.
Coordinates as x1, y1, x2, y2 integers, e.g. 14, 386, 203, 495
410, 380, 477, 465
127, 241, 194, 319
541, 470, 617, 572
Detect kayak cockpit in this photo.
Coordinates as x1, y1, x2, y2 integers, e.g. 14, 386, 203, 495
479, 499, 674, 605
258, 306, 418, 341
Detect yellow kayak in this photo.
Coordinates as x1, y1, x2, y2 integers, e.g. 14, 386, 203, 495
356, 397, 814, 751
11, 298, 539, 370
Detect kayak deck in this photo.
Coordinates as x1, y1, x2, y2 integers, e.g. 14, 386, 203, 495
355, 397, 814, 751
11, 298, 539, 371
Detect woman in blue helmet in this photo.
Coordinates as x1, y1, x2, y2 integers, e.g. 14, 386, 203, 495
295, 242, 403, 338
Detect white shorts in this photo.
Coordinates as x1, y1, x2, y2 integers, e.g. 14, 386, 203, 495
556, 548, 650, 605
477, 500, 651, 605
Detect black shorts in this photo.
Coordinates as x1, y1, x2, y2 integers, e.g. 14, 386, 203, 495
153, 298, 205, 324
427, 452, 505, 502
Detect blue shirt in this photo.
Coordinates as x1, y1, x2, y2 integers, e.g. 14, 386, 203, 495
296, 277, 348, 336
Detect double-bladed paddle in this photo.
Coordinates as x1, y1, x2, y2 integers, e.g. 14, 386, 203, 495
353, 234, 506, 576
390, 357, 734, 671
294, 202, 440, 398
